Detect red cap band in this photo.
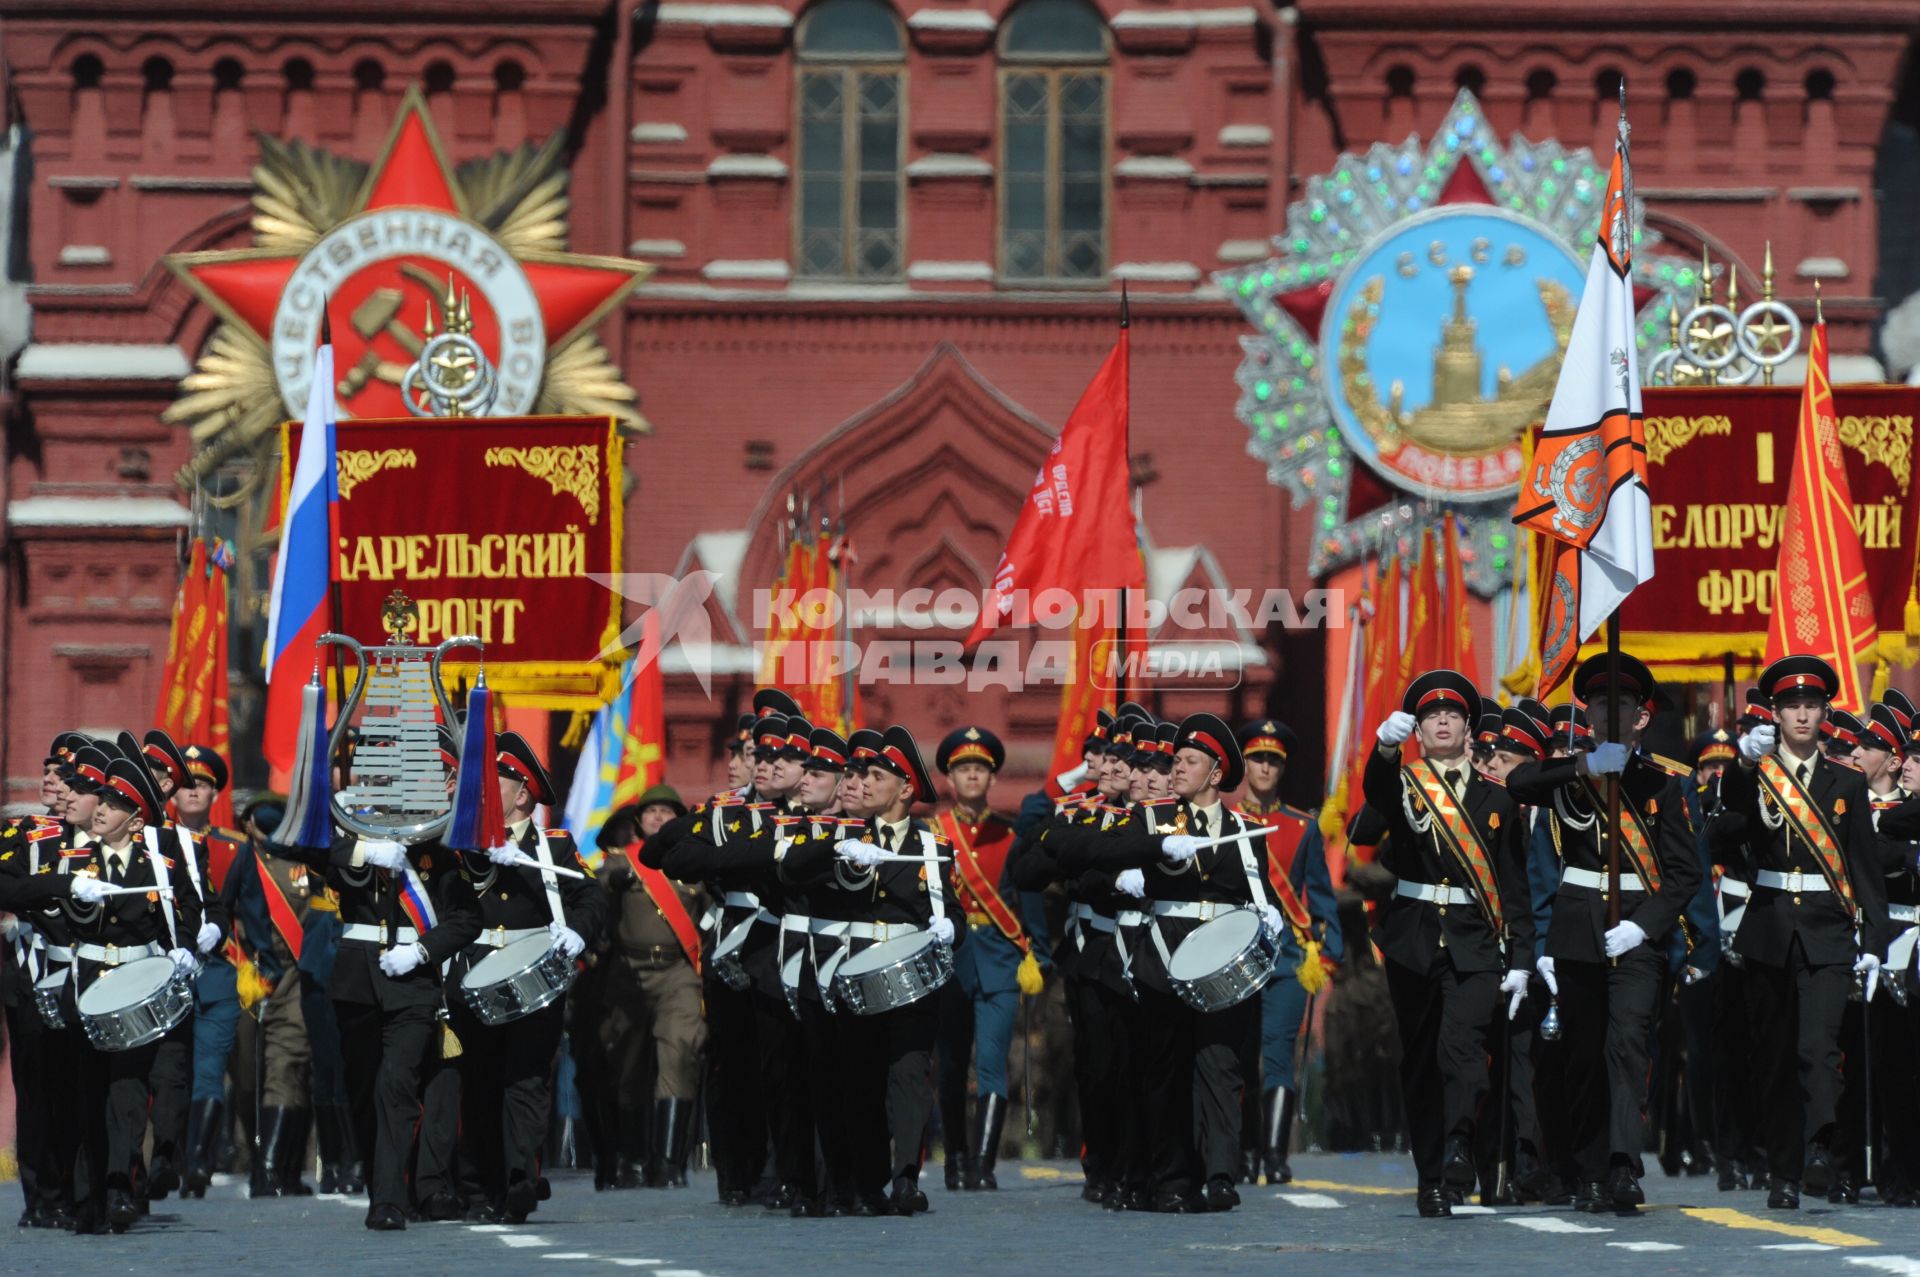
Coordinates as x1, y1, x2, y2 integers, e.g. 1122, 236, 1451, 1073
107, 775, 154, 821
1186, 730, 1227, 762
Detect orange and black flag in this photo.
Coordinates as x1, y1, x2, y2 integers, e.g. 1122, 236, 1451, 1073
1511, 92, 1654, 696
1764, 320, 1877, 710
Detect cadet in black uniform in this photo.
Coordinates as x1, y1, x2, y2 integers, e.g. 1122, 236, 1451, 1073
1724, 655, 1889, 1210
65, 757, 204, 1233
442, 732, 605, 1223
280, 779, 482, 1230
1365, 670, 1535, 1218
1505, 654, 1702, 1212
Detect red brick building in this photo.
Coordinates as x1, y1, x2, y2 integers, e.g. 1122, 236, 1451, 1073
2, 0, 1915, 807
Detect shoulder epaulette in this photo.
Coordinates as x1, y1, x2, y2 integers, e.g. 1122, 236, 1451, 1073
747, 802, 776, 812
929, 832, 951, 846
60, 846, 91, 858
28, 823, 64, 841
1140, 798, 1178, 809
547, 827, 574, 840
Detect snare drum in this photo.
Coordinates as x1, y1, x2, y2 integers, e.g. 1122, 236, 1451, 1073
1166, 909, 1279, 1012
460, 934, 577, 1026
33, 970, 68, 1030
833, 933, 954, 1016
77, 957, 194, 1051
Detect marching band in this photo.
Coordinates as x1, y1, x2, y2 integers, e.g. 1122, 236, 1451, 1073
8, 648, 1920, 1231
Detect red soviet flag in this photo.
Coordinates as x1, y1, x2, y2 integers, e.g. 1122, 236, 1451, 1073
965, 328, 1143, 647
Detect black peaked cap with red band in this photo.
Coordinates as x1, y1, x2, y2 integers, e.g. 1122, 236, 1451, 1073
1549, 704, 1595, 751
1401, 670, 1479, 721
1571, 652, 1657, 709
1738, 687, 1775, 731
753, 713, 792, 751
1759, 655, 1840, 705
64, 744, 115, 794
142, 729, 191, 790
1823, 709, 1863, 754
102, 755, 163, 823
848, 728, 884, 762
726, 712, 757, 754
1495, 707, 1549, 760
1174, 712, 1243, 792
1865, 704, 1907, 755
752, 688, 802, 719
1883, 690, 1919, 734
806, 727, 850, 772
869, 724, 936, 804
496, 730, 556, 807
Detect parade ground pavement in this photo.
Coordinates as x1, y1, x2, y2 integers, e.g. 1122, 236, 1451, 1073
11, 1152, 1920, 1275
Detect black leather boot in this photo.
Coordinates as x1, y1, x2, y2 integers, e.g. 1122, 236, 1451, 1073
945, 1095, 971, 1190
662, 1098, 694, 1188
182, 1097, 222, 1199
315, 1099, 343, 1194
332, 1105, 367, 1195
279, 1109, 314, 1196
971, 1094, 1007, 1191
1262, 1087, 1293, 1185
252, 1108, 290, 1198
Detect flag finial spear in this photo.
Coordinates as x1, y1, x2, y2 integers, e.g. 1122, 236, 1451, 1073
1815, 278, 1824, 326
1120, 280, 1131, 330
320, 298, 331, 347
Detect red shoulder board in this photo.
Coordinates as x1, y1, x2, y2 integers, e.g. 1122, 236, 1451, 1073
28, 824, 64, 841
60, 847, 91, 858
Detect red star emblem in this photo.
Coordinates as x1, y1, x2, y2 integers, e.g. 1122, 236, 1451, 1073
167, 87, 647, 421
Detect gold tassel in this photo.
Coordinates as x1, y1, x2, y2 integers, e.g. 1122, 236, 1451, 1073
1295, 937, 1331, 995
236, 958, 271, 1012
440, 1019, 463, 1060
1016, 949, 1044, 996
559, 708, 594, 750
1319, 773, 1349, 843
1871, 659, 1891, 703
1906, 582, 1920, 642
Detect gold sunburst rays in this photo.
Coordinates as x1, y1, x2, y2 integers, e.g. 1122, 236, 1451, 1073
536, 335, 649, 434
250, 134, 370, 253
455, 131, 571, 257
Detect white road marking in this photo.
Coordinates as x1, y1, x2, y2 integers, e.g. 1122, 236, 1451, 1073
1764, 1243, 1838, 1252
543, 1254, 596, 1260
1848, 1259, 1920, 1276
500, 1234, 554, 1248
1274, 1192, 1343, 1209
1608, 1242, 1683, 1252
654, 1270, 708, 1277
1451, 1205, 1496, 1216
603, 1262, 662, 1269
1503, 1217, 1613, 1235
468, 1224, 514, 1232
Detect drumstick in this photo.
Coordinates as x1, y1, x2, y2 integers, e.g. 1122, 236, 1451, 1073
1172, 826, 1282, 852
81, 883, 175, 899
509, 852, 587, 881
854, 852, 952, 864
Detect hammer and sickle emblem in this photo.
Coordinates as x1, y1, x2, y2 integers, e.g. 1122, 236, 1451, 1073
1529, 436, 1603, 536
334, 264, 467, 402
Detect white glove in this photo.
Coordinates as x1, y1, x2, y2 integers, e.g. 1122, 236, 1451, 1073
1161, 834, 1200, 862
70, 874, 110, 904
360, 839, 408, 871
1857, 951, 1883, 1001
1738, 724, 1777, 762
1537, 955, 1558, 996
836, 838, 884, 867
1501, 967, 1530, 1020
379, 944, 423, 978
1604, 919, 1647, 958
195, 920, 222, 955
1377, 711, 1416, 746
1586, 741, 1629, 776
1260, 904, 1285, 935
486, 843, 521, 867
1115, 868, 1146, 898
928, 916, 955, 945
168, 947, 201, 976
548, 920, 585, 959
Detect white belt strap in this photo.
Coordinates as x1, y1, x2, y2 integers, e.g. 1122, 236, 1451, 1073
473, 926, 545, 948
141, 839, 180, 950
1755, 869, 1830, 894
532, 831, 567, 928
1717, 877, 1749, 940
1890, 904, 1920, 924
723, 890, 762, 911
845, 920, 924, 942
1560, 866, 1647, 893
342, 922, 420, 944
1394, 880, 1475, 906
74, 940, 164, 964
43, 944, 74, 963
1890, 925, 1920, 974
1149, 900, 1241, 921
917, 827, 947, 934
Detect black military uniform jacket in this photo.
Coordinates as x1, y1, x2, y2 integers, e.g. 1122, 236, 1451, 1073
1721, 750, 1889, 967
1361, 746, 1534, 976
1011, 798, 1133, 996
455, 823, 605, 949
780, 814, 961, 960
65, 836, 204, 994
1506, 752, 1703, 963
1042, 796, 1271, 996
655, 795, 794, 999
146, 820, 227, 954
288, 835, 481, 1009
1872, 786, 1920, 988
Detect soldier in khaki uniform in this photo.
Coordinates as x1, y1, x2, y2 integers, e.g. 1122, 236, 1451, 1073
598, 783, 708, 1188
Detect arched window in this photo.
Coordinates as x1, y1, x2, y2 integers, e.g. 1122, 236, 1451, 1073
999, 0, 1109, 282
795, 0, 905, 280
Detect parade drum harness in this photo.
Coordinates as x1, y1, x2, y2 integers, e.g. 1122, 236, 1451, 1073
78, 956, 196, 1051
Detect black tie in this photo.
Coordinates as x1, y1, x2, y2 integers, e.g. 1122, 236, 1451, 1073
1190, 810, 1209, 837
1799, 761, 1813, 788
877, 824, 895, 852
109, 853, 124, 884
1444, 769, 1462, 793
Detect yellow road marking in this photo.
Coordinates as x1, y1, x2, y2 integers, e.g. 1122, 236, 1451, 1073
1679, 1207, 1877, 1248
1021, 1166, 1070, 1180
1291, 1179, 1409, 1198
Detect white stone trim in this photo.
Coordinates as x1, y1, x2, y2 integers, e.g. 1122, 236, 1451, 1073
8, 496, 190, 529
907, 260, 994, 282
905, 153, 993, 179
1111, 6, 1258, 30
46, 175, 120, 190
702, 259, 792, 282
1191, 170, 1268, 187
1796, 256, 1849, 280
630, 122, 690, 144
57, 245, 111, 266
1218, 124, 1272, 149
1113, 262, 1200, 283
906, 9, 996, 31
629, 239, 688, 259
16, 342, 190, 380
1114, 156, 1195, 180
653, 3, 792, 27
130, 175, 253, 192
1788, 186, 1861, 203
707, 154, 788, 180
1218, 240, 1270, 263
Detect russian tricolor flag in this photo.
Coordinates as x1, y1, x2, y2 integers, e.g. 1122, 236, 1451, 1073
263, 318, 340, 780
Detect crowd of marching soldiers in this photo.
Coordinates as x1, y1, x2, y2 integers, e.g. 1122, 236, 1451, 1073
11, 644, 1920, 1230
